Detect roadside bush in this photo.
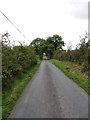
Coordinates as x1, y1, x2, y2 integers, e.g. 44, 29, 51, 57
53, 42, 88, 73
2, 44, 37, 89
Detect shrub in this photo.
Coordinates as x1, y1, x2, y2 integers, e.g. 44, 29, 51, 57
2, 45, 37, 89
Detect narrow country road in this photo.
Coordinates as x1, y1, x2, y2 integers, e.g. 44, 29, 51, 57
9, 60, 88, 118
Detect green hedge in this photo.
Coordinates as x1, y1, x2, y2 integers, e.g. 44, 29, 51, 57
2, 45, 37, 89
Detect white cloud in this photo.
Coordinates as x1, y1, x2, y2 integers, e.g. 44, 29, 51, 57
67, 0, 88, 19
0, 0, 88, 49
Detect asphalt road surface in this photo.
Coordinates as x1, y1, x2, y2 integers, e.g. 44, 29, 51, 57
9, 60, 88, 118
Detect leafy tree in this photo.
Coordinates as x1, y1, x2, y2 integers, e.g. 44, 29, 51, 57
30, 38, 46, 58
52, 34, 64, 50
47, 35, 64, 51
47, 44, 55, 59
31, 34, 64, 59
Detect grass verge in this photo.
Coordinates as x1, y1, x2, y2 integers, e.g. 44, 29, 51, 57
2, 60, 41, 119
50, 59, 88, 95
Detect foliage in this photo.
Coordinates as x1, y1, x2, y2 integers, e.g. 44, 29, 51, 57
30, 38, 47, 58
30, 34, 64, 59
2, 32, 37, 89
53, 35, 89, 73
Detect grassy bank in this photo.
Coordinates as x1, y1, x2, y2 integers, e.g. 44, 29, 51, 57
2, 60, 41, 119
50, 59, 88, 95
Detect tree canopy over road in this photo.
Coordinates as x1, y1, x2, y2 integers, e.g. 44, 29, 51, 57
30, 34, 64, 59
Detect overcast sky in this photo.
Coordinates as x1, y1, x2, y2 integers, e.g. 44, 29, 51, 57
0, 0, 88, 49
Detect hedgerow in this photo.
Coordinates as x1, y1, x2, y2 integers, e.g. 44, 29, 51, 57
1, 32, 37, 89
